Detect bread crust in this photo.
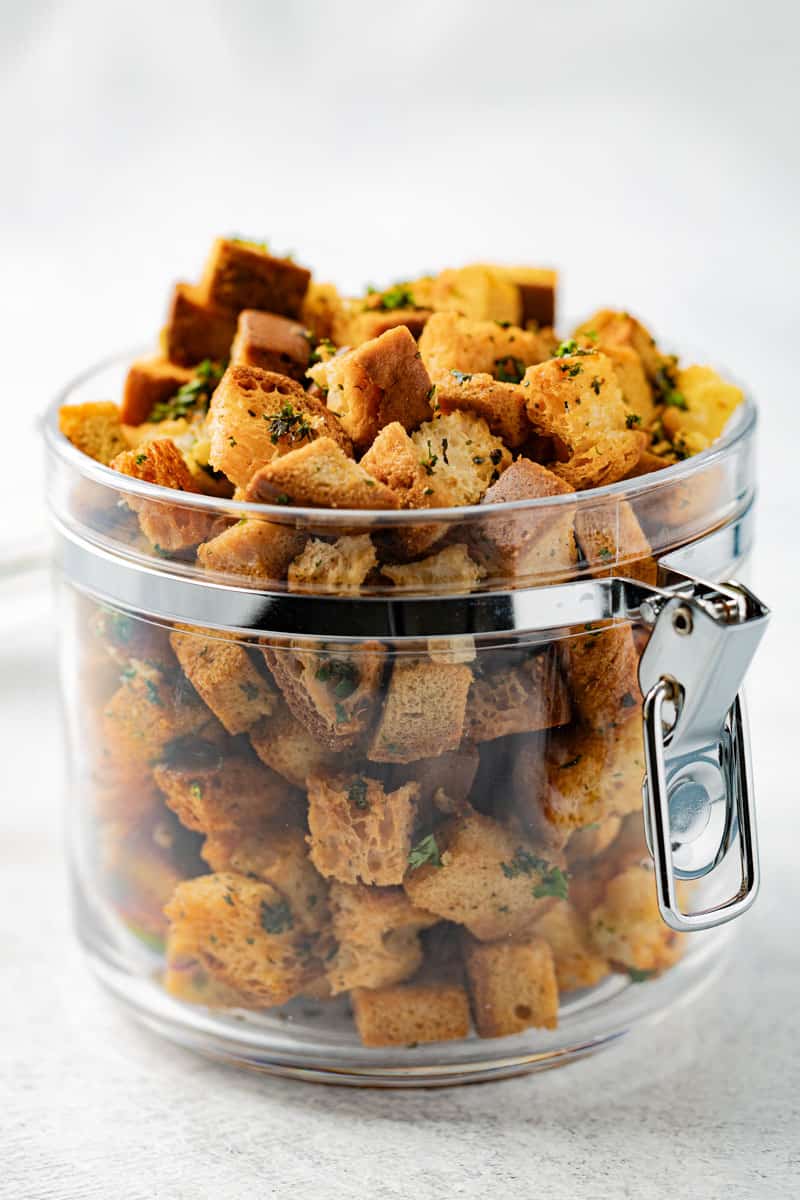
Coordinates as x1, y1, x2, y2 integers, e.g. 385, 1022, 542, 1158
230, 309, 311, 381
121, 357, 194, 425
163, 282, 237, 366
199, 237, 311, 317
59, 401, 127, 465
245, 437, 399, 510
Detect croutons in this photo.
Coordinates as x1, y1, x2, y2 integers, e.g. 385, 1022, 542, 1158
561, 623, 641, 733
351, 982, 471, 1047
360, 421, 451, 509
573, 309, 665, 384
368, 660, 473, 763
163, 872, 328, 1007
287, 534, 377, 595
306, 773, 418, 886
326, 883, 437, 994
588, 864, 683, 974
465, 649, 571, 741
169, 628, 277, 735
300, 281, 344, 342
419, 310, 552, 384
344, 307, 432, 346
575, 499, 657, 585
410, 411, 511, 506
463, 934, 559, 1036
197, 517, 306, 583
102, 658, 221, 768
381, 544, 485, 593
430, 264, 522, 325
110, 438, 217, 551
244, 438, 400, 510
434, 373, 531, 448
309, 325, 433, 450
262, 640, 386, 750
249, 703, 345, 789
404, 809, 562, 941
154, 752, 295, 835
230, 310, 312, 381
498, 266, 557, 328
162, 282, 237, 367
532, 901, 610, 992
59, 401, 127, 465
121, 356, 194, 425
199, 237, 311, 317
206, 364, 351, 489
664, 365, 744, 445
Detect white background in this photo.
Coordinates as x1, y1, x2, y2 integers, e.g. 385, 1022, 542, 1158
1, 2, 799, 1197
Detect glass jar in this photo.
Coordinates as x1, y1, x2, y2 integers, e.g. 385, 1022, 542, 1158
45, 354, 769, 1085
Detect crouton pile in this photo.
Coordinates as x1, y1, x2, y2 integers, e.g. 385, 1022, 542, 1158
58, 237, 743, 593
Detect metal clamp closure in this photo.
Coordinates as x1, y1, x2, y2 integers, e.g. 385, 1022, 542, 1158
636, 579, 769, 931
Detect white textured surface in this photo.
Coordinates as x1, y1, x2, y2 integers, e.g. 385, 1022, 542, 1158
2, 1, 800, 1195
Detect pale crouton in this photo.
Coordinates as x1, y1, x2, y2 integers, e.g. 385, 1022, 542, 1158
663, 365, 744, 444
197, 517, 306, 583
465, 649, 571, 742
244, 438, 400, 510
170, 628, 277, 735
300, 281, 344, 342
110, 438, 217, 551
418, 310, 552, 382
306, 773, 418, 886
368, 660, 473, 763
404, 809, 563, 941
410, 411, 511, 506
310, 325, 433, 450
597, 342, 657, 425
288, 534, 377, 595
249, 702, 346, 789
561, 624, 641, 733
532, 901, 610, 992
154, 752, 296, 835
90, 606, 174, 668
199, 237, 311, 317
434, 372, 531, 447
163, 872, 328, 1007
59, 401, 127, 465
326, 883, 438, 994
230, 310, 311, 381
262, 640, 386, 750
351, 982, 471, 1047
588, 864, 683, 974
207, 364, 351, 488
381, 544, 485, 593
102, 659, 222, 769
430, 264, 522, 324
163, 935, 250, 1008
575, 499, 657, 585
162, 282, 237, 366
120, 356, 194, 425
463, 934, 559, 1036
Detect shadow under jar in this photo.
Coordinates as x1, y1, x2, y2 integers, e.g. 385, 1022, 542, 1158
45, 355, 769, 1086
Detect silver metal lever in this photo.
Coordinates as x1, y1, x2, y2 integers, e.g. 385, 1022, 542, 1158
636, 579, 769, 932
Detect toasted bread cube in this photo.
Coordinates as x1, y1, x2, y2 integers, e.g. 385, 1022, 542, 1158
566, 815, 622, 866
307, 773, 418, 886
263, 640, 386, 751
573, 309, 665, 384
588, 865, 683, 973
164, 872, 328, 1007
59, 401, 127, 465
327, 882, 437, 993
197, 517, 306, 582
120, 356, 194, 425
230, 310, 311, 381
430, 264, 522, 324
359, 421, 451, 558
201, 827, 329, 933
597, 342, 657, 425
404, 809, 561, 941
419, 310, 552, 382
498, 266, 557, 328
309, 325, 433, 450
435, 373, 530, 447
102, 815, 195, 941
550, 431, 646, 490
288, 534, 377, 595
163, 282, 237, 367
110, 439, 217, 550
249, 701, 346, 789
575, 499, 657, 585
102, 659, 221, 768
382, 544, 485, 593
351, 982, 471, 1047
368, 660, 473, 763
472, 459, 577, 584
244, 437, 399, 509
199, 237, 311, 317
561, 624, 641, 733
532, 900, 610, 992
463, 934, 558, 1036
170, 628, 277, 735
154, 752, 296, 835
345, 307, 432, 346
664, 365, 744, 444
163, 935, 250, 1007
300, 281, 344, 342
207, 364, 351, 489
410, 412, 511, 506
465, 650, 571, 742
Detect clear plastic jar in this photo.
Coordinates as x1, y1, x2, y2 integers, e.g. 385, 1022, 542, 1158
46, 354, 766, 1085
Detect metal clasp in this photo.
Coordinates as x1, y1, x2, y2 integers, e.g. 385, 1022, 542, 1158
635, 579, 770, 932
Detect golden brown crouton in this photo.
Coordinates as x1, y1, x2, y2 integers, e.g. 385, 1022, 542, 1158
561, 623, 641, 733
575, 499, 657, 585
588, 864, 683, 973
102, 815, 195, 941
310, 325, 433, 450
368, 660, 473, 763
351, 982, 471, 1047
197, 517, 306, 583
199, 237, 311, 317
434, 372, 531, 448
154, 752, 296, 835
430, 264, 522, 325
418, 310, 552, 382
245, 438, 400, 510
404, 809, 562, 941
170, 628, 277, 735
249, 703, 346, 789
120, 356, 194, 425
206, 364, 351, 489
359, 422, 451, 558
573, 309, 665, 384
59, 401, 127, 465
288, 534, 377, 595
664, 365, 744, 444
162, 282, 238, 367
463, 934, 559, 1036
465, 649, 571, 742
163, 938, 249, 1008
102, 659, 222, 769
300, 281, 344, 342
599, 342, 656, 425
90, 606, 174, 668
307, 773, 418, 886
326, 882, 437, 994
410, 411, 512, 506
230, 309, 311, 381
381, 544, 485, 593
532, 901, 610, 992
163, 872, 328, 1007
344, 307, 432, 346
550, 431, 646, 490
110, 438, 217, 551
263, 640, 386, 750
